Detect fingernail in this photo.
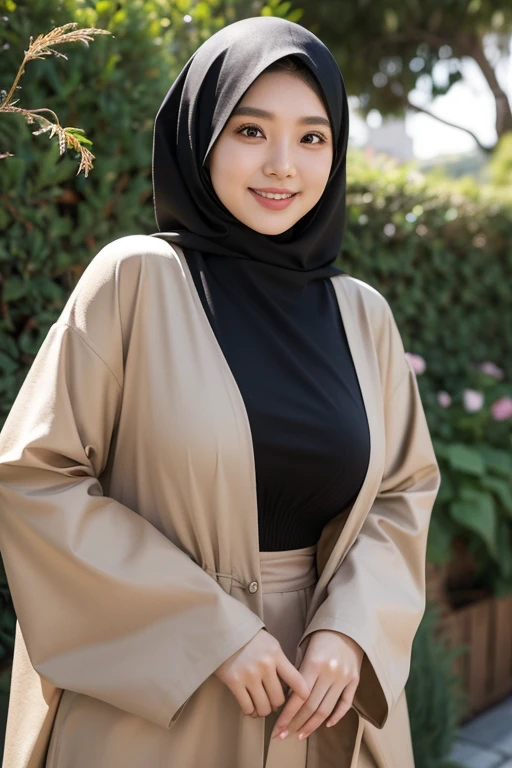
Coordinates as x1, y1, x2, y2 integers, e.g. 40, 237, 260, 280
279, 730, 288, 740
298, 732, 305, 740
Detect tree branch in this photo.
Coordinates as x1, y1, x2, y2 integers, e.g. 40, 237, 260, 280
468, 36, 512, 137
361, 28, 470, 57
360, 26, 512, 141
403, 94, 494, 153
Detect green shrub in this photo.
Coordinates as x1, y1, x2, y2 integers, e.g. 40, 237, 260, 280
406, 602, 467, 768
342, 151, 512, 599
427, 362, 512, 597
0, 0, 179, 420
343, 149, 512, 395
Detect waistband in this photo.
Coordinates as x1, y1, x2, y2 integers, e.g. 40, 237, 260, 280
258, 543, 318, 593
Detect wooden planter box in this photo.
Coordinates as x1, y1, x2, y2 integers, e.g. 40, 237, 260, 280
427, 561, 512, 720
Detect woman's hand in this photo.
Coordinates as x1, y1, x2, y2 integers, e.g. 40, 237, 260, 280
213, 628, 311, 717
270, 629, 364, 741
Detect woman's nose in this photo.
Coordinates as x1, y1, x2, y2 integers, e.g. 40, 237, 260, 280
263, 143, 297, 178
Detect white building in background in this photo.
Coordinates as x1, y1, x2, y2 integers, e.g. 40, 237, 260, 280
364, 117, 415, 162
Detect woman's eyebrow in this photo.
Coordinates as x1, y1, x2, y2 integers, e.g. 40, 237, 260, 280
231, 106, 331, 129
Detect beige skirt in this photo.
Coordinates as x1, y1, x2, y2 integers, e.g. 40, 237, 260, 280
44, 544, 319, 768
260, 543, 318, 767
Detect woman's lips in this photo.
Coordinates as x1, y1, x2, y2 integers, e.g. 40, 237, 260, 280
249, 188, 298, 210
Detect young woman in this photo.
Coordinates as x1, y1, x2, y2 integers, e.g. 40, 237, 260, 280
0, 16, 440, 768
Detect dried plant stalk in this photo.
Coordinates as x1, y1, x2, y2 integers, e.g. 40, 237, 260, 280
0, 22, 112, 176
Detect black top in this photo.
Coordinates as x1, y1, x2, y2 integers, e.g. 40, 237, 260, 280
187, 253, 371, 552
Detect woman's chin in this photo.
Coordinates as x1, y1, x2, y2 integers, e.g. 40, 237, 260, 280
237, 214, 300, 236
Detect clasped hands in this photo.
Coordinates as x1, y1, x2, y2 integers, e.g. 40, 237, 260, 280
213, 627, 364, 741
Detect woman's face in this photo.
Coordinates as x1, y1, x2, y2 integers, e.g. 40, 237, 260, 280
206, 71, 334, 236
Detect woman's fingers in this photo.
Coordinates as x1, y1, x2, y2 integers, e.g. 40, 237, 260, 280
325, 678, 359, 727
236, 686, 257, 716
271, 668, 320, 738
274, 678, 330, 738
249, 651, 303, 716
262, 668, 287, 712
270, 690, 305, 737
248, 680, 273, 717
273, 676, 358, 739
213, 629, 307, 718
276, 652, 311, 701
292, 684, 341, 738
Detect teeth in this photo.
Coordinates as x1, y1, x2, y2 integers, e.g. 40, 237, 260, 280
253, 190, 294, 200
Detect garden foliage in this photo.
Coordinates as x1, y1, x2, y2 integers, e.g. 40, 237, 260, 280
0, 1, 511, 761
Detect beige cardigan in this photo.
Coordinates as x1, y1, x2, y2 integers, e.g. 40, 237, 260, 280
0, 235, 440, 768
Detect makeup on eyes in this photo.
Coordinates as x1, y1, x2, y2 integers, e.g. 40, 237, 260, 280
235, 122, 329, 144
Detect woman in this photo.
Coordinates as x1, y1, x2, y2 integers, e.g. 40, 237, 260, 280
0, 16, 440, 768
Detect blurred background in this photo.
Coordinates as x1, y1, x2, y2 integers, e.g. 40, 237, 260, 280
0, 2, 511, 766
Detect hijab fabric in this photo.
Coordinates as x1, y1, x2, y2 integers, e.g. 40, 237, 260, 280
150, 15, 349, 285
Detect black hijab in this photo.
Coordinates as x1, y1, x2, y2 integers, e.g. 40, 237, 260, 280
150, 15, 349, 285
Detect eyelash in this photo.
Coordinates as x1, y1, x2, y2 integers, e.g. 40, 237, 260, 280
235, 122, 328, 145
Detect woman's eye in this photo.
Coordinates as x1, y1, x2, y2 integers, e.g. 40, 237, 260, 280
236, 124, 327, 144
238, 124, 264, 139
302, 133, 326, 145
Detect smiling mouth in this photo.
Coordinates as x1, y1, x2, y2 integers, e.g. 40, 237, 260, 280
249, 189, 297, 199
248, 188, 299, 210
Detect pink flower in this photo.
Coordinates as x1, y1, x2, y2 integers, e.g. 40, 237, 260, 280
479, 361, 505, 380
463, 389, 484, 413
491, 397, 512, 421
405, 353, 426, 375
438, 391, 452, 408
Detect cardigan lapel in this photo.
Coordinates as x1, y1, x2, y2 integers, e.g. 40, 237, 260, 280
304, 276, 386, 624
179, 251, 265, 618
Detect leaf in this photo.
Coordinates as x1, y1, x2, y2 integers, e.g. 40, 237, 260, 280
495, 519, 512, 578
447, 444, 485, 476
480, 475, 512, 517
449, 493, 498, 561
431, 438, 449, 459
426, 516, 453, 565
287, 8, 304, 21
437, 471, 454, 503
0, 208, 10, 229
0, 335, 19, 360
3, 276, 28, 302
73, 134, 93, 147
0, 351, 18, 375
479, 445, 512, 478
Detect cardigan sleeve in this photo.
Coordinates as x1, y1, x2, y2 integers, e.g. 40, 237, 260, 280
297, 304, 441, 729
0, 267, 264, 731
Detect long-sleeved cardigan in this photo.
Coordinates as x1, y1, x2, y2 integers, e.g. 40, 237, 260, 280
0, 235, 441, 768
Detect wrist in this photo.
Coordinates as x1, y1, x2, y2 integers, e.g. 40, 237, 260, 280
313, 629, 364, 660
